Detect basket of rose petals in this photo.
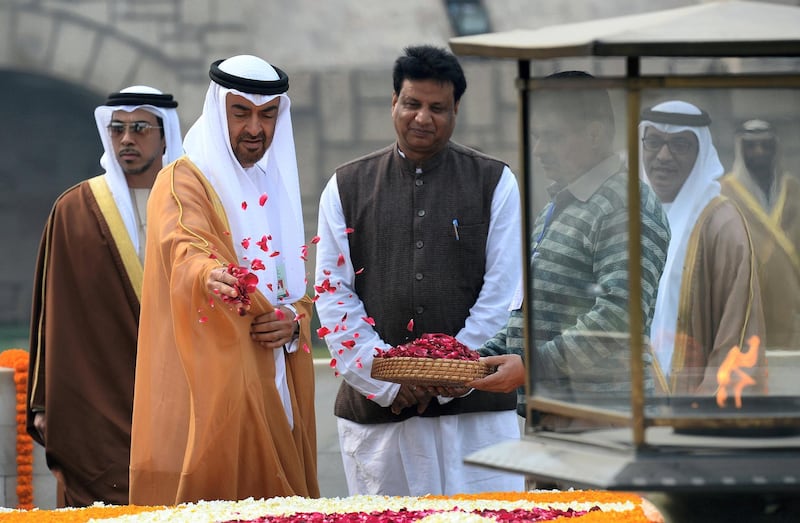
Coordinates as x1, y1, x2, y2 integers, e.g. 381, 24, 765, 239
371, 333, 493, 386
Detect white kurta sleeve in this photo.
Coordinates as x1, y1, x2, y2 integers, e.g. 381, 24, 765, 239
314, 173, 400, 408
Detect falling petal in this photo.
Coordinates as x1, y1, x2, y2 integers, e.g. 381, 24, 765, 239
362, 316, 376, 326
269, 251, 281, 258
323, 269, 332, 276
317, 326, 331, 338
266, 283, 274, 291
275, 308, 285, 320
294, 313, 307, 321
300, 245, 309, 261
366, 393, 375, 400
329, 358, 337, 368
354, 333, 360, 339
338, 348, 344, 355
344, 227, 354, 234
256, 235, 269, 251
311, 235, 321, 244
407, 318, 414, 331
199, 317, 208, 323
223, 231, 230, 236
342, 340, 356, 349
341, 312, 349, 322
259, 193, 268, 206
334, 371, 340, 377
355, 357, 363, 369
250, 259, 265, 271
241, 201, 248, 210
241, 238, 251, 249
209, 253, 218, 259
355, 267, 365, 275
337, 253, 345, 267
312, 295, 320, 302
302, 343, 310, 353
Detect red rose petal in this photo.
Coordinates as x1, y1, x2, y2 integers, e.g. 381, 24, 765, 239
241, 237, 251, 249
311, 235, 321, 244
241, 201, 247, 210
362, 316, 376, 326
344, 227, 354, 234
406, 318, 414, 331
329, 358, 337, 368
259, 193, 268, 206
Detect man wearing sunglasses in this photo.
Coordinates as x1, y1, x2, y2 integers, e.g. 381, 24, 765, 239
26, 86, 182, 506
720, 120, 800, 352
640, 100, 766, 396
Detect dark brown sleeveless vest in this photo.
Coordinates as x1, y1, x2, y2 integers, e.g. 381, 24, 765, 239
333, 142, 517, 423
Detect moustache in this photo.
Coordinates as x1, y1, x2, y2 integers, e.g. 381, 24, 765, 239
238, 133, 266, 142
118, 149, 140, 157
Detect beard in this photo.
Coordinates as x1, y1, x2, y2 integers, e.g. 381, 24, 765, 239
233, 132, 267, 167
118, 149, 159, 176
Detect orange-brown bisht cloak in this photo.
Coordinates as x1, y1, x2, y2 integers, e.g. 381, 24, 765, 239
720, 174, 800, 349
129, 157, 318, 505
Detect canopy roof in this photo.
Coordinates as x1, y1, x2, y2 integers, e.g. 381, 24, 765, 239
449, 1, 800, 60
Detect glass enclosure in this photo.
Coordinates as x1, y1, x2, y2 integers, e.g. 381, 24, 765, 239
524, 76, 800, 438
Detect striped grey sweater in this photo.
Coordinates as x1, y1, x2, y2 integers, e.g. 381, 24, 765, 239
481, 158, 669, 404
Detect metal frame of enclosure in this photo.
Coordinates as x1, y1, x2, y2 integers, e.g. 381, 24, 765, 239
450, 0, 800, 493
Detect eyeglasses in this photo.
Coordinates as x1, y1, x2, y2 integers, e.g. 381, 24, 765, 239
107, 121, 162, 137
641, 136, 694, 155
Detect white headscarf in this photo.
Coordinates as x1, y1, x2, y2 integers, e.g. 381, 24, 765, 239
94, 86, 183, 256
182, 55, 305, 306
640, 100, 725, 376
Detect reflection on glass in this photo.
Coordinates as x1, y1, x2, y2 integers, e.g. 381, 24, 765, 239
526, 83, 800, 429
526, 72, 670, 429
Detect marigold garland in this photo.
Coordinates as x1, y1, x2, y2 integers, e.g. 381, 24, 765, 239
0, 349, 34, 510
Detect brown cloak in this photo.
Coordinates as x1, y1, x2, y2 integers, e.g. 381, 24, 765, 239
654, 197, 767, 395
27, 176, 140, 506
129, 157, 318, 505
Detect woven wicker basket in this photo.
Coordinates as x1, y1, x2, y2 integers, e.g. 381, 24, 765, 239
371, 357, 492, 387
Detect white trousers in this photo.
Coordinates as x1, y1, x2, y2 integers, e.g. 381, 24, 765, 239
337, 410, 525, 496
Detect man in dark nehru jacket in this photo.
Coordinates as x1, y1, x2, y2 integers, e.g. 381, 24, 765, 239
27, 86, 182, 506
129, 55, 319, 505
314, 45, 524, 496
